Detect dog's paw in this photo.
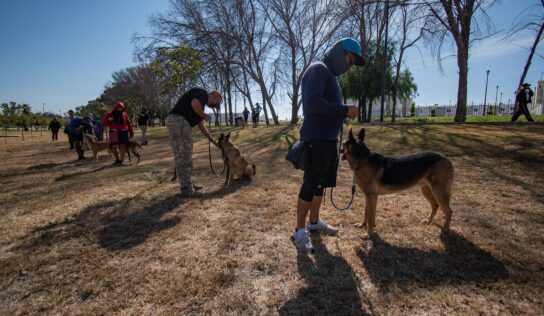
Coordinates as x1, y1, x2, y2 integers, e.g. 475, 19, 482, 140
361, 233, 372, 240
421, 219, 432, 225
354, 222, 365, 229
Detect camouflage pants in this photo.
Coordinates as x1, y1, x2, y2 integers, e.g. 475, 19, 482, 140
166, 114, 193, 190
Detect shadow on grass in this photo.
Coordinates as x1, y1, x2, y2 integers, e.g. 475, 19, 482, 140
358, 231, 508, 293
55, 165, 110, 181
98, 194, 183, 251
279, 236, 370, 316
17, 179, 251, 253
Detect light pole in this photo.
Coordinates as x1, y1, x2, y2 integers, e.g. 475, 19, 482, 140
482, 70, 490, 116
494, 85, 499, 115
499, 92, 503, 113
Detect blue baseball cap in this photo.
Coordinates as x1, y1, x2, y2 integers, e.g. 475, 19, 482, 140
341, 37, 365, 66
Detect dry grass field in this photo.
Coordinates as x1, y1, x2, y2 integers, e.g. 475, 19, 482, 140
1, 124, 543, 315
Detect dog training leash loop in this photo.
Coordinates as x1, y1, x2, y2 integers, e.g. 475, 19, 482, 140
328, 121, 356, 211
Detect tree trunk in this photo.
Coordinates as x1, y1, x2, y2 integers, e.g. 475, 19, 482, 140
367, 99, 373, 122
226, 72, 234, 126
290, 43, 299, 126
358, 98, 365, 123
518, 21, 544, 87
454, 48, 469, 122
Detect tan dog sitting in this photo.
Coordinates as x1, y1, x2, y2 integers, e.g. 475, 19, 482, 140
84, 134, 112, 161
218, 133, 256, 185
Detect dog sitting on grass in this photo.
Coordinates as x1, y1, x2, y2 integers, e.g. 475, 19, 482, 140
341, 128, 454, 237
218, 132, 256, 185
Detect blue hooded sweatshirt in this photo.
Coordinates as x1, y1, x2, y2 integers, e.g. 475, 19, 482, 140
299, 40, 351, 141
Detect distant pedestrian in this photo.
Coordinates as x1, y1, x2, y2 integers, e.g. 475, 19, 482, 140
65, 110, 75, 149
511, 83, 534, 122
67, 115, 92, 160
242, 107, 249, 125
254, 103, 262, 126
48, 117, 61, 141
138, 107, 150, 145
102, 102, 135, 166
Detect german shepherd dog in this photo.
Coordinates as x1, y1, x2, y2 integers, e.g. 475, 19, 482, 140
218, 132, 256, 185
84, 134, 112, 161
341, 128, 454, 237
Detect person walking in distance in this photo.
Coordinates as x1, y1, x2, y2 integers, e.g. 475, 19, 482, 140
511, 83, 535, 122
102, 102, 135, 166
138, 107, 150, 145
48, 117, 61, 141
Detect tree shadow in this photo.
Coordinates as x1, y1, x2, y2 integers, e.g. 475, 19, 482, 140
15, 181, 185, 252
357, 231, 508, 293
55, 165, 111, 181
279, 236, 370, 316
98, 194, 187, 251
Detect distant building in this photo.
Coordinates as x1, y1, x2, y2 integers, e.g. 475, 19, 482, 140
532, 80, 544, 115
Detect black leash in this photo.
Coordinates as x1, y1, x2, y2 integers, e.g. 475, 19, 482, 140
208, 118, 225, 176
326, 121, 356, 211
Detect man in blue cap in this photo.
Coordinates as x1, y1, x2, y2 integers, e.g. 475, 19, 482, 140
291, 37, 365, 252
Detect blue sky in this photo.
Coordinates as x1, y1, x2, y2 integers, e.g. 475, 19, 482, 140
1, 0, 542, 119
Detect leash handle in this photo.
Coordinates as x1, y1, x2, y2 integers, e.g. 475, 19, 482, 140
328, 120, 355, 211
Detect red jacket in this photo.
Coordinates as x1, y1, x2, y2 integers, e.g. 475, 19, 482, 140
102, 103, 134, 137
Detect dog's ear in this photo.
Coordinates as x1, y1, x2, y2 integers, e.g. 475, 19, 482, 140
358, 128, 366, 142
225, 133, 230, 141
348, 129, 355, 143
218, 133, 224, 142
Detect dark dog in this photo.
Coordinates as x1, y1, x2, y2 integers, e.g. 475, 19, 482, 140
218, 133, 256, 185
125, 141, 142, 163
341, 128, 454, 237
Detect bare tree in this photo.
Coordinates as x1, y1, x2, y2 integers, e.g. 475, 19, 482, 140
423, 0, 496, 122
505, 0, 544, 88
389, 2, 427, 122
260, 0, 343, 125
224, 0, 281, 125
340, 0, 391, 122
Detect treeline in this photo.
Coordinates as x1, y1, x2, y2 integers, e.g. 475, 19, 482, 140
0, 102, 57, 131
59, 1, 544, 124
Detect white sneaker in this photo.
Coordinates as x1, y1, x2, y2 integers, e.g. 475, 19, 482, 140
291, 229, 313, 252
307, 219, 338, 235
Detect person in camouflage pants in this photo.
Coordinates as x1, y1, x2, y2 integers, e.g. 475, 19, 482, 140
166, 88, 222, 196
166, 114, 194, 191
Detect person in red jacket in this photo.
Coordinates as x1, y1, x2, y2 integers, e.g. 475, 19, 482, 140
102, 102, 134, 166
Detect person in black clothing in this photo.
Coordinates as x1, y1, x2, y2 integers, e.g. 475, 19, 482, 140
65, 110, 75, 149
138, 108, 150, 145
166, 88, 222, 196
242, 107, 249, 125
511, 83, 535, 122
48, 117, 61, 141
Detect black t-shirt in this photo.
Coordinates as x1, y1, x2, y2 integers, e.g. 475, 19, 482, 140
137, 112, 149, 126
170, 88, 209, 127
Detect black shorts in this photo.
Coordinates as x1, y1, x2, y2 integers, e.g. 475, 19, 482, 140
303, 139, 338, 188
117, 130, 130, 145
